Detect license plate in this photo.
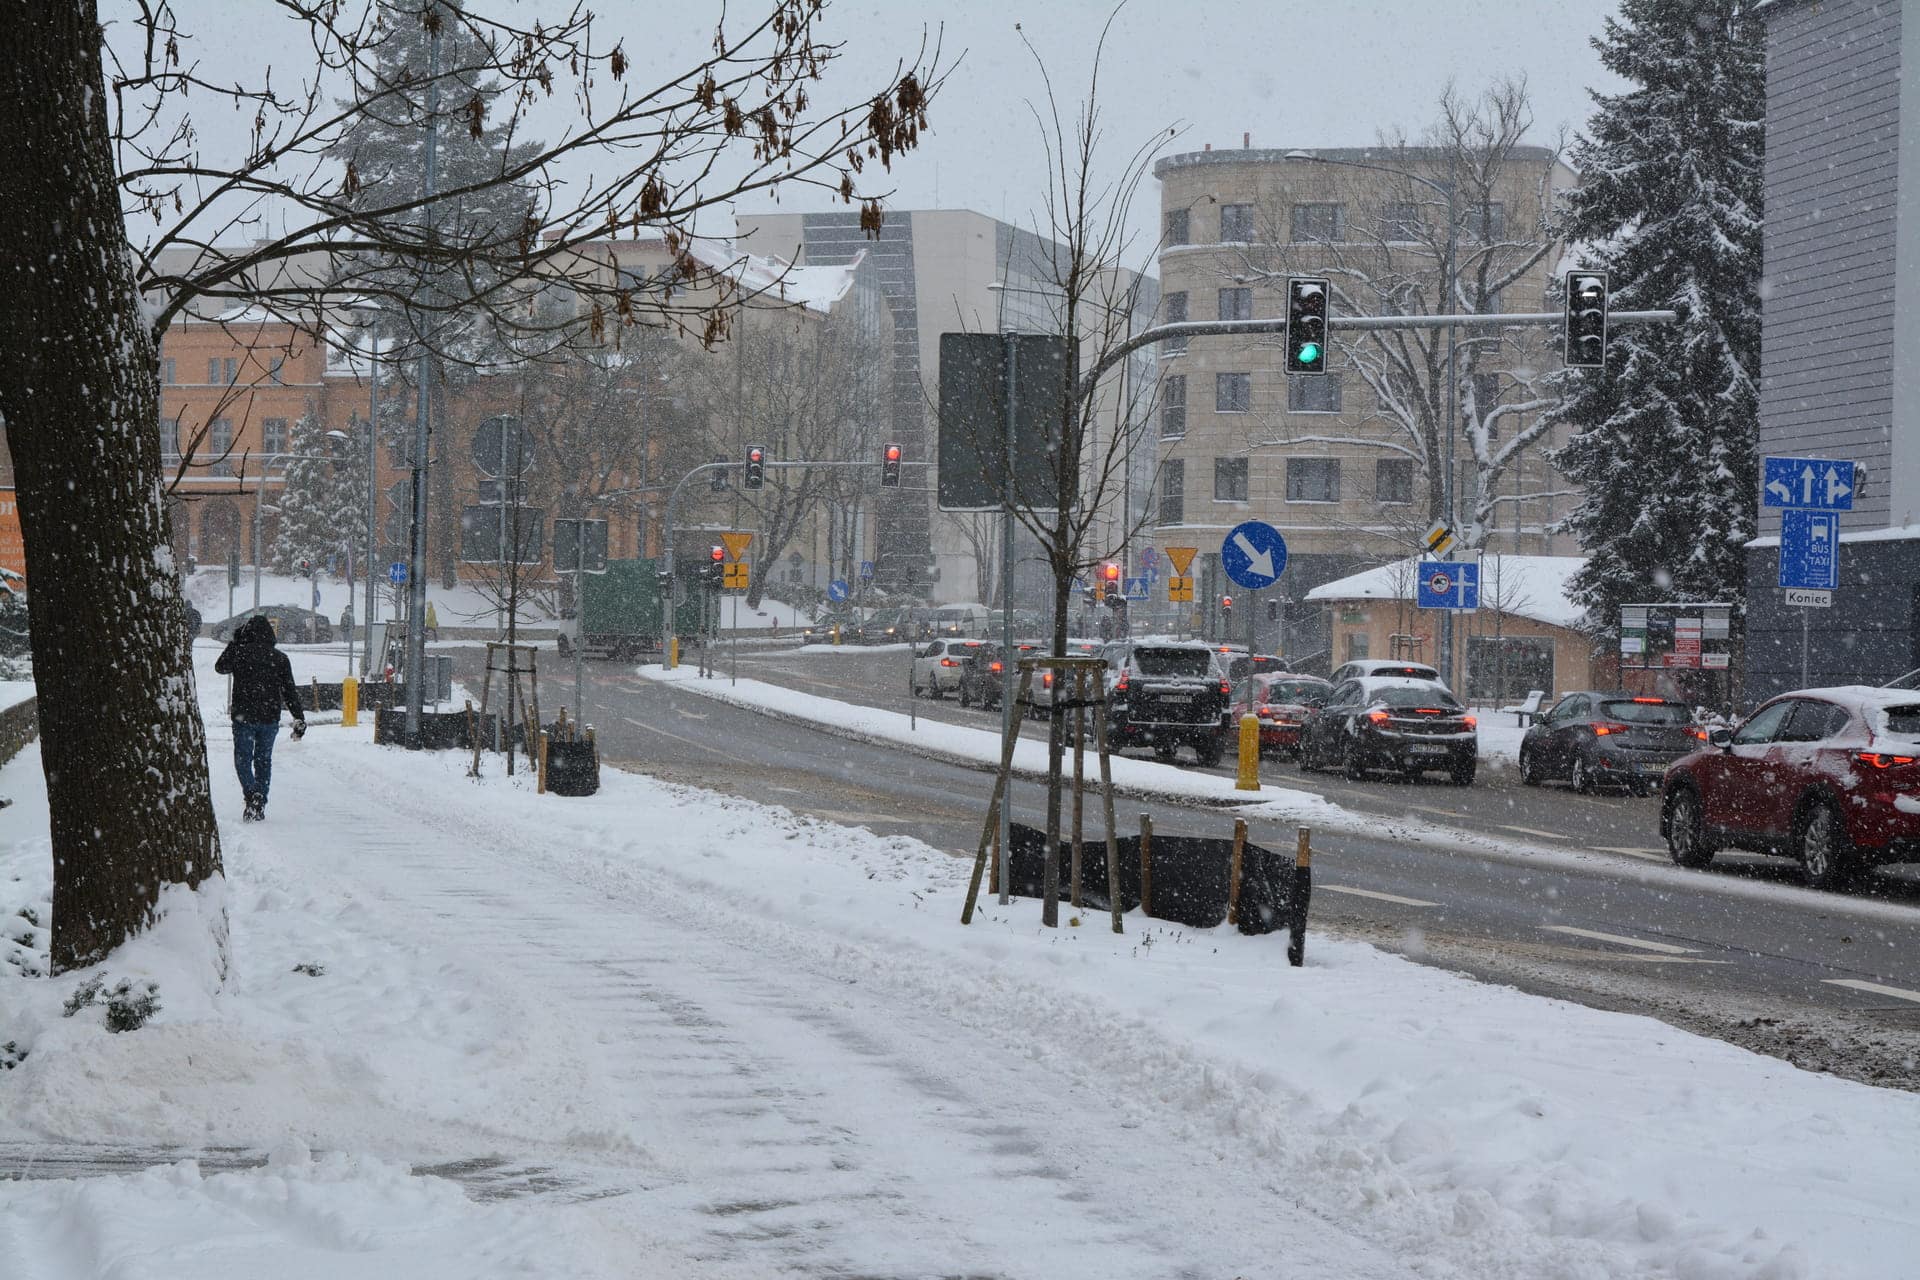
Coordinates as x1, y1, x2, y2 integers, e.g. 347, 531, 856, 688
1410, 744, 1447, 755
1637, 761, 1666, 773
1158, 695, 1192, 705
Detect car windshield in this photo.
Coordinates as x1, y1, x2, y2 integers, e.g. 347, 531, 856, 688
1372, 685, 1461, 710
1599, 699, 1690, 725
1132, 648, 1213, 678
1265, 679, 1327, 704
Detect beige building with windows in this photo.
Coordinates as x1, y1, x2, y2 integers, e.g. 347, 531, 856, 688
1144, 143, 1580, 666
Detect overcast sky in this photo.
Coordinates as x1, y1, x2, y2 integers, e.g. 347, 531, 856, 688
125, 2, 1624, 262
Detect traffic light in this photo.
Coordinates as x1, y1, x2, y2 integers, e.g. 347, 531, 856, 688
1221, 595, 1234, 615
709, 458, 728, 492
706, 545, 726, 589
881, 442, 902, 487
299, 559, 311, 577
1285, 277, 1329, 374
744, 444, 766, 490
1564, 270, 1608, 369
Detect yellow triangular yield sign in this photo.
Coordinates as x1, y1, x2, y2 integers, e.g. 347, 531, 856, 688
720, 531, 754, 562
1164, 546, 1198, 576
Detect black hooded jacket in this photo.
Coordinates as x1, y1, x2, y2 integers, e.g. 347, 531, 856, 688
215, 616, 305, 724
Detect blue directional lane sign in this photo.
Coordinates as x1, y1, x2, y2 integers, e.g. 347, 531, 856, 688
1417, 560, 1479, 611
1220, 520, 1289, 590
1122, 576, 1150, 601
1779, 510, 1840, 590
827, 579, 850, 603
388, 561, 409, 585
1763, 456, 1854, 510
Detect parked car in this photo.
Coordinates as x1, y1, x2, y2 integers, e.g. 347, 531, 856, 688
1234, 673, 1333, 757
911, 637, 990, 698
1329, 658, 1442, 685
1299, 676, 1478, 784
1519, 692, 1705, 795
1660, 686, 1920, 889
210, 605, 333, 645
1101, 640, 1234, 765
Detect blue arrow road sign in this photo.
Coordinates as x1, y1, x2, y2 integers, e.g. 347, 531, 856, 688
858, 560, 875, 580
1417, 560, 1479, 611
388, 561, 408, 585
1220, 521, 1288, 590
827, 579, 850, 603
1763, 456, 1854, 510
1123, 576, 1149, 600
1778, 510, 1840, 590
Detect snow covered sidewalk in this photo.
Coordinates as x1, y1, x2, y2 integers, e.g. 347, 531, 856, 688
0, 649, 1917, 1275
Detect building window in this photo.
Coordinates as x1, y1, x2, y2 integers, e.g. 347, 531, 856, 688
207, 357, 238, 385
1219, 203, 1254, 243
262, 417, 289, 455
1381, 201, 1424, 241
1290, 202, 1345, 243
1215, 372, 1251, 413
1214, 456, 1249, 502
1160, 375, 1187, 438
1162, 290, 1188, 354
1286, 457, 1340, 503
1287, 372, 1342, 413
268, 356, 285, 386
1158, 460, 1185, 525
1217, 287, 1252, 322
1165, 208, 1189, 247
1375, 457, 1414, 505
1465, 201, 1506, 241
162, 358, 176, 385
159, 417, 180, 459
207, 418, 233, 476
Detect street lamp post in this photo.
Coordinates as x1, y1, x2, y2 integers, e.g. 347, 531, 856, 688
1285, 149, 1460, 684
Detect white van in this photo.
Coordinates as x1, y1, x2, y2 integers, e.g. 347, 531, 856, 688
933, 603, 990, 638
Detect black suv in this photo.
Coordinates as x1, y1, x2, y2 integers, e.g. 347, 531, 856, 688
1100, 640, 1234, 765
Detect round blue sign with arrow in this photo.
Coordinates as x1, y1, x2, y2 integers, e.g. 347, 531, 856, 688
1220, 520, 1288, 590
827, 579, 850, 603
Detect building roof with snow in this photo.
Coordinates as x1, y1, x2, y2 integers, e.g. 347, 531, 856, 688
1304, 554, 1590, 631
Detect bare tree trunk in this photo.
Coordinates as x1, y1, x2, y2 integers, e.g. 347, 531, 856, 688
0, 2, 224, 973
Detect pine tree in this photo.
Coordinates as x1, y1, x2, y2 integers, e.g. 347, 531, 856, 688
271, 414, 356, 575
1545, 0, 1764, 636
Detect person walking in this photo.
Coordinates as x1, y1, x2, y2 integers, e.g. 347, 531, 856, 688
215, 616, 306, 821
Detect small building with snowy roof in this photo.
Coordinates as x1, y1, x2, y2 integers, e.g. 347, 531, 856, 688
1304, 554, 1600, 702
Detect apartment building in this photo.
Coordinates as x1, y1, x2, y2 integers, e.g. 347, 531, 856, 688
1146, 143, 1578, 662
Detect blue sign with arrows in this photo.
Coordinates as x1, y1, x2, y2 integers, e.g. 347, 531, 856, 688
1778, 510, 1840, 590
1417, 560, 1479, 611
1763, 456, 1854, 510
826, 579, 850, 603
388, 561, 408, 586
1220, 520, 1288, 590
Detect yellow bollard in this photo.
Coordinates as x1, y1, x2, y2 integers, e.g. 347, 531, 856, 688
667, 635, 679, 669
1235, 714, 1261, 792
832, 624, 841, 646
341, 676, 359, 728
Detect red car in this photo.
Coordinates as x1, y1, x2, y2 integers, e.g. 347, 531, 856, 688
1234, 673, 1332, 756
1660, 686, 1920, 889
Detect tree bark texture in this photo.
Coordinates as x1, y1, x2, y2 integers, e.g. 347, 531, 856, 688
0, 2, 224, 971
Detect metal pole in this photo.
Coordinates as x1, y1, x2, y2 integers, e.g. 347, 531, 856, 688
252, 460, 267, 611
404, 8, 440, 738
574, 529, 586, 721
1440, 155, 1459, 692
363, 351, 379, 677
496, 415, 509, 637
1801, 606, 1810, 687
998, 334, 1017, 905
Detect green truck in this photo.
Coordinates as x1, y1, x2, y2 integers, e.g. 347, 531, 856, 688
557, 557, 705, 661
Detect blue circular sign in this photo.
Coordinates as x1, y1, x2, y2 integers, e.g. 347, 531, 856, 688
1220, 521, 1288, 590
388, 561, 409, 586
827, 579, 850, 602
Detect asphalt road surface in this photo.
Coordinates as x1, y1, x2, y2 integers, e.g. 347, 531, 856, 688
454, 643, 1920, 1093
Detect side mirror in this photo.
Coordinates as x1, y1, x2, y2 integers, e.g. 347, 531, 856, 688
1709, 726, 1733, 749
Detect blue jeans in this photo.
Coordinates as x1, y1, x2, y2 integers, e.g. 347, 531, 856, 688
232, 720, 281, 803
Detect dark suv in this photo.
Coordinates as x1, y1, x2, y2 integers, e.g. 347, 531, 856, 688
1101, 640, 1233, 766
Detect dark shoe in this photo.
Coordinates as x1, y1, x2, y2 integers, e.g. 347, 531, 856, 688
242, 793, 263, 822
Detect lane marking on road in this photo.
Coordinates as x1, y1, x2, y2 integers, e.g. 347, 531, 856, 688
1541, 925, 1698, 955
1399, 804, 1466, 818
1823, 978, 1920, 1005
1604, 956, 1730, 965
619, 714, 758, 768
1499, 824, 1568, 840
1319, 884, 1438, 908
1593, 846, 1667, 862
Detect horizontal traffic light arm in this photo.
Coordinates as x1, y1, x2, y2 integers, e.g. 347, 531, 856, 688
1077, 309, 1679, 398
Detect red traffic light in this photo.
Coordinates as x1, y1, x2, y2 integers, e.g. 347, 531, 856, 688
1102, 562, 1121, 582
881, 442, 902, 487
710, 545, 726, 562
1221, 595, 1234, 610
748, 446, 764, 463
885, 443, 901, 462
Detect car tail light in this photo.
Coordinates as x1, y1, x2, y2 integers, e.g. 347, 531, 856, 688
1219, 679, 1232, 696
1114, 675, 1128, 693
1257, 703, 1275, 719
990, 661, 1003, 673
1857, 752, 1918, 769
1042, 671, 1054, 689
1632, 697, 1665, 704
1688, 727, 1709, 741
1415, 707, 1445, 715
940, 657, 957, 667
1592, 722, 1630, 736
1462, 714, 1477, 728
1367, 709, 1390, 725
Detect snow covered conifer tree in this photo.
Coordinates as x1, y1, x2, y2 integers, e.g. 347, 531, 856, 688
270, 414, 355, 575
1545, 0, 1764, 635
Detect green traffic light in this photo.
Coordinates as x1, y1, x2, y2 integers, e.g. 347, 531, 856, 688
1298, 342, 1321, 365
